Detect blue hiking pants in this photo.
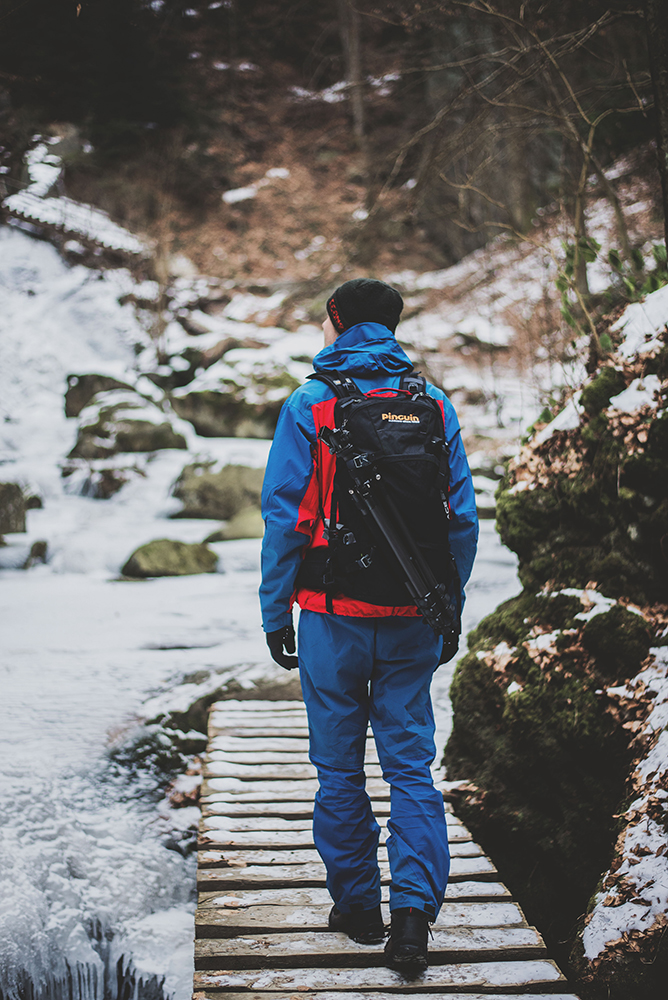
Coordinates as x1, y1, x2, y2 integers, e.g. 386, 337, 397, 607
298, 609, 450, 919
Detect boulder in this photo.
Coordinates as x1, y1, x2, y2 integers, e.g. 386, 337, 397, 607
68, 392, 188, 460
204, 506, 264, 541
172, 463, 264, 520
170, 388, 283, 438
0, 483, 26, 534
65, 374, 133, 418
121, 539, 218, 578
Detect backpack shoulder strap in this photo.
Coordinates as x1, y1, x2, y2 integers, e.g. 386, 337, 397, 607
399, 370, 427, 395
307, 371, 364, 400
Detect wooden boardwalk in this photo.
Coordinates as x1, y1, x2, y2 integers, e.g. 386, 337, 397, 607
194, 700, 577, 999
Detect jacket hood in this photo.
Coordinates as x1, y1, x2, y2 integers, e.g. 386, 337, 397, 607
312, 322, 413, 376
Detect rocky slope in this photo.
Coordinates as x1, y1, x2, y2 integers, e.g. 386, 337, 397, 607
444, 285, 668, 997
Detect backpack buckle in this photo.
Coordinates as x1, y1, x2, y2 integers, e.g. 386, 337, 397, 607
357, 553, 373, 569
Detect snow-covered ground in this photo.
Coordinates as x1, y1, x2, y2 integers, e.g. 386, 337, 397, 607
0, 226, 519, 1000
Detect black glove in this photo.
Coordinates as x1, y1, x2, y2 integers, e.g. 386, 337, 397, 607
266, 624, 299, 670
439, 633, 460, 665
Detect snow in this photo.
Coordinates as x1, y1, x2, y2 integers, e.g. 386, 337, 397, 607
4, 143, 147, 255
608, 374, 662, 413
611, 283, 668, 358
221, 167, 290, 204
533, 391, 583, 444
582, 648, 668, 961
221, 186, 257, 204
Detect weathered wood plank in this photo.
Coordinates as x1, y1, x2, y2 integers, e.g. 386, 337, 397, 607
196, 883, 512, 912
210, 728, 311, 740
197, 842, 482, 871
204, 763, 318, 780
200, 801, 463, 826
211, 701, 306, 712
199, 825, 470, 852
194, 927, 546, 968
210, 738, 312, 753
197, 857, 497, 890
202, 813, 464, 832
195, 900, 526, 934
202, 778, 393, 800
194, 993, 579, 1000
194, 959, 566, 991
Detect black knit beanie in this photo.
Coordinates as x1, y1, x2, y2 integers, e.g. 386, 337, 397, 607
326, 278, 404, 334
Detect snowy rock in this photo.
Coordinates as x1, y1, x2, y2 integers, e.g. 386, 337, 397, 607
172, 463, 263, 521
0, 482, 26, 535
170, 386, 283, 438
65, 373, 133, 418
68, 391, 187, 460
121, 539, 218, 578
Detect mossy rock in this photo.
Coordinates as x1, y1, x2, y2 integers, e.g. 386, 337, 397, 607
172, 463, 264, 520
0, 483, 26, 534
65, 373, 132, 418
170, 388, 284, 438
582, 604, 652, 679
69, 404, 187, 460
121, 539, 218, 578
204, 506, 264, 541
580, 366, 626, 415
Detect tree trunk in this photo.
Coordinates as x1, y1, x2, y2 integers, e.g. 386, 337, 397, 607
337, 0, 367, 154
645, 0, 668, 265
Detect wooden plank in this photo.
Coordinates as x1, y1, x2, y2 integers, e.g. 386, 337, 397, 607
197, 884, 512, 912
211, 701, 306, 712
210, 727, 311, 739
195, 900, 526, 935
202, 813, 464, 831
210, 737, 312, 753
194, 993, 580, 1000
197, 843, 482, 870
201, 801, 464, 827
202, 778, 393, 800
204, 763, 318, 780
199, 827, 473, 852
193, 959, 566, 991
197, 857, 497, 891
195, 927, 546, 968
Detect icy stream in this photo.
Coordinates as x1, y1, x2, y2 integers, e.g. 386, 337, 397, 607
0, 227, 519, 1000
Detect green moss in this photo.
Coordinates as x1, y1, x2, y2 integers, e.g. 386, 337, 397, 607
121, 538, 217, 577
582, 605, 652, 679
580, 366, 626, 415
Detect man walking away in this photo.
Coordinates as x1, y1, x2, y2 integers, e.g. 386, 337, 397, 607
260, 278, 478, 972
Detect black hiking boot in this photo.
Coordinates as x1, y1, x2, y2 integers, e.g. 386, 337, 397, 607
384, 906, 430, 974
328, 903, 385, 944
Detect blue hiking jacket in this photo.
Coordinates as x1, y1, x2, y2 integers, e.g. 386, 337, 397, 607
260, 323, 478, 632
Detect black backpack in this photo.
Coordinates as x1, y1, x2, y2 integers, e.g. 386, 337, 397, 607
296, 370, 461, 636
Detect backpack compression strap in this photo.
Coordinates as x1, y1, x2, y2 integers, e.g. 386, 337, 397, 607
307, 371, 364, 399
308, 370, 426, 398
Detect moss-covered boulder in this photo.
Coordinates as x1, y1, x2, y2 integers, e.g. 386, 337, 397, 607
444, 587, 644, 962
172, 463, 263, 520
496, 365, 668, 605
121, 539, 217, 578
65, 373, 132, 418
170, 388, 285, 438
204, 506, 264, 541
0, 483, 26, 534
68, 391, 187, 460
445, 287, 668, 995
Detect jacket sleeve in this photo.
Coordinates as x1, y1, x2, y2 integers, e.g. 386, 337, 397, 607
429, 386, 479, 608
259, 391, 319, 632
